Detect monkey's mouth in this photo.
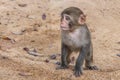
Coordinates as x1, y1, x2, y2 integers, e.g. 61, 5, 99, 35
60, 26, 69, 31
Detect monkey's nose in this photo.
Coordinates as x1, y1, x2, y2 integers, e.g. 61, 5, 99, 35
61, 20, 65, 24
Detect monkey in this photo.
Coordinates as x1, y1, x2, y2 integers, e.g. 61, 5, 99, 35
58, 7, 98, 77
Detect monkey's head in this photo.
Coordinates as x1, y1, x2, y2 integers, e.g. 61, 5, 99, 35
60, 7, 86, 31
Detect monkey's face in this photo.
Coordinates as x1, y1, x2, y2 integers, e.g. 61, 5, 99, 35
60, 13, 86, 31
60, 14, 72, 31
60, 7, 86, 31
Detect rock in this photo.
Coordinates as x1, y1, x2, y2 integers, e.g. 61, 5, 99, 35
117, 54, 120, 57
44, 59, 49, 63
18, 4, 27, 7
56, 62, 61, 65
42, 13, 46, 20
50, 54, 56, 59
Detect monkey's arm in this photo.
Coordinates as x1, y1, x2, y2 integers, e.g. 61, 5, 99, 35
60, 43, 69, 68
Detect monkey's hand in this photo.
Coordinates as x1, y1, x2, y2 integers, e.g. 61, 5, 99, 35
59, 65, 68, 69
74, 67, 83, 77
86, 65, 98, 70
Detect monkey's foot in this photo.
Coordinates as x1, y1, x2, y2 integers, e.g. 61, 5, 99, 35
74, 69, 83, 77
86, 65, 98, 70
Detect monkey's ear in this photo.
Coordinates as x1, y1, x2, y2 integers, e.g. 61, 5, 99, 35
78, 14, 86, 25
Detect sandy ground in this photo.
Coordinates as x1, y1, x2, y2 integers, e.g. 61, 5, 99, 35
0, 0, 120, 80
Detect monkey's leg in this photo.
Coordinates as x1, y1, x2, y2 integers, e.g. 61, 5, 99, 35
85, 44, 98, 70
60, 43, 71, 69
74, 46, 89, 77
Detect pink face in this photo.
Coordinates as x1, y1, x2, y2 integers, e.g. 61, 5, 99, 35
60, 14, 71, 31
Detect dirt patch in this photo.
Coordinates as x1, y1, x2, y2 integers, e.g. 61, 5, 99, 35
0, 0, 120, 80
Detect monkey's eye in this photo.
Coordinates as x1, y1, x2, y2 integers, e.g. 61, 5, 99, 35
65, 16, 70, 21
